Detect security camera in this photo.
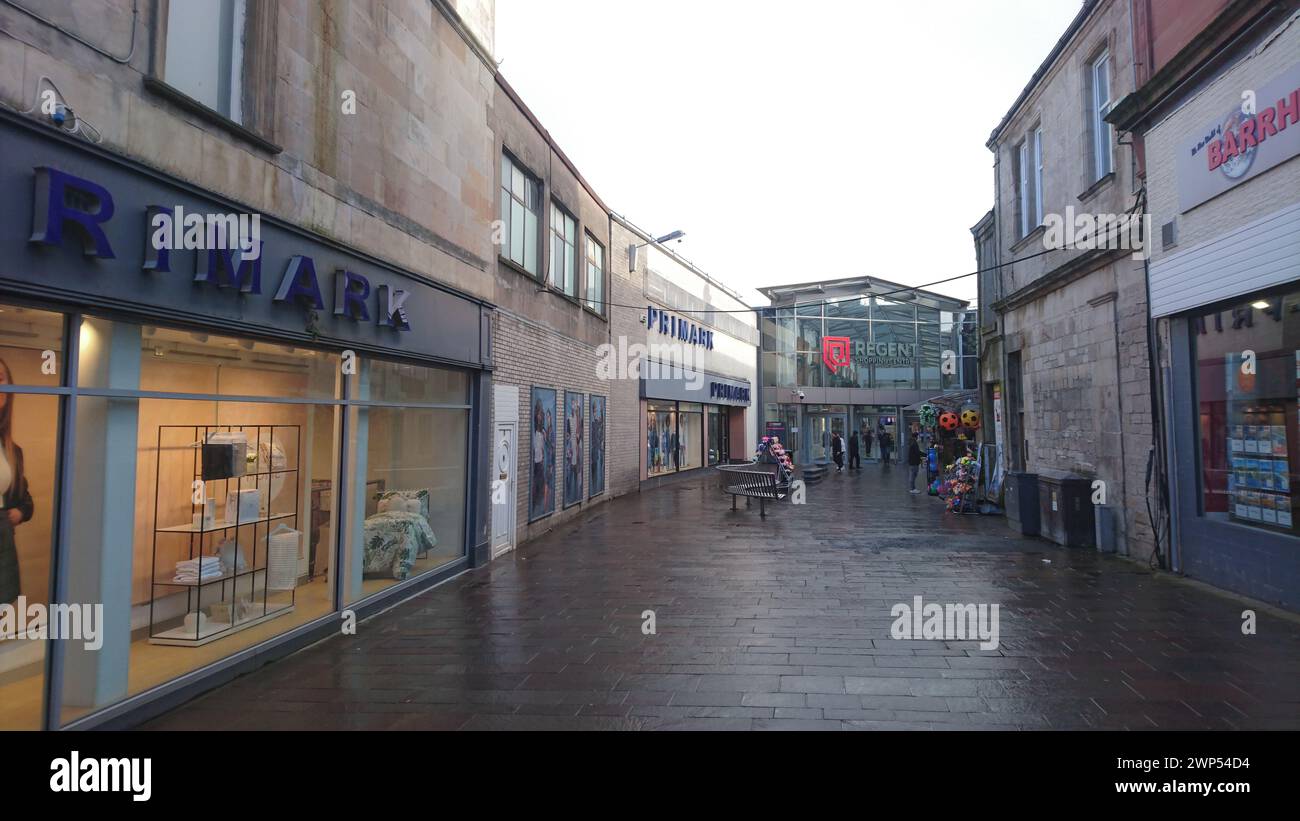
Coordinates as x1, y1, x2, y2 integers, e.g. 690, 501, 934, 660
796, 390, 806, 399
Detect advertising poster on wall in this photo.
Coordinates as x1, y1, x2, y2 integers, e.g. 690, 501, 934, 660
590, 395, 606, 496
529, 387, 556, 521
564, 391, 584, 508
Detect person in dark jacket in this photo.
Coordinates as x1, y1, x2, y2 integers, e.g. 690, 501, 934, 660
878, 427, 892, 466
0, 358, 34, 604
906, 433, 923, 493
863, 428, 874, 460
831, 432, 845, 473
847, 430, 860, 470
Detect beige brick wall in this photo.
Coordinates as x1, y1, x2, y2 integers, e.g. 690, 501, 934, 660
491, 307, 622, 545
0, 0, 497, 302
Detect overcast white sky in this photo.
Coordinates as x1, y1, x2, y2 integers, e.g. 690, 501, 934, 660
496, 0, 1086, 307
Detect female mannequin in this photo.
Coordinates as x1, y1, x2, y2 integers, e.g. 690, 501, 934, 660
0, 358, 34, 605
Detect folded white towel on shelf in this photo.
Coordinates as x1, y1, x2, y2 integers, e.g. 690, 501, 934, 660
173, 556, 225, 583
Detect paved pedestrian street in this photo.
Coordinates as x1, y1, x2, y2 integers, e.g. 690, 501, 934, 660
147, 465, 1300, 731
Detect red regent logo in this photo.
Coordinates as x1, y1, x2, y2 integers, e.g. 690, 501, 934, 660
822, 336, 851, 373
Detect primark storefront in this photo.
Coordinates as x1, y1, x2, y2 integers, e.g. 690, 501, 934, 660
758, 277, 977, 464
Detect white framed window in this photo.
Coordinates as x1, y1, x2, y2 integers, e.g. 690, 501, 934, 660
549, 202, 577, 297
500, 153, 541, 276
1091, 51, 1113, 180
585, 235, 604, 314
162, 0, 248, 122
1032, 127, 1044, 226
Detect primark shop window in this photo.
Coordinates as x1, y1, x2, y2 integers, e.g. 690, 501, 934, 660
0, 307, 472, 729
1193, 289, 1300, 533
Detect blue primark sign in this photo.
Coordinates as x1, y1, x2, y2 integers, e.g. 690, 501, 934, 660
646, 305, 714, 349
0, 115, 489, 367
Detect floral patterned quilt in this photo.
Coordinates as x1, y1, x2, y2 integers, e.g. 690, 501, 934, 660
362, 511, 437, 580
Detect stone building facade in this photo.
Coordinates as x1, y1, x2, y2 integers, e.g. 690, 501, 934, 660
0, 0, 505, 728
982, 0, 1157, 560
1109, 0, 1300, 607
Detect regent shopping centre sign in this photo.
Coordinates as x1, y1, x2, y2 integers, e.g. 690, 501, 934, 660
1178, 62, 1300, 212
822, 336, 916, 372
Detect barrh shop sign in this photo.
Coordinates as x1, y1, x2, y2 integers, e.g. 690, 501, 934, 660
1178, 62, 1300, 212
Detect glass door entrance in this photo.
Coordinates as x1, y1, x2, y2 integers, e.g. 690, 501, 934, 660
805, 406, 847, 464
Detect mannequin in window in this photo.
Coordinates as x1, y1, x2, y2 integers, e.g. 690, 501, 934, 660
0, 358, 34, 605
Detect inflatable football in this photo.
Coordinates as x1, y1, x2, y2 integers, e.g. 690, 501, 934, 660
939, 411, 959, 431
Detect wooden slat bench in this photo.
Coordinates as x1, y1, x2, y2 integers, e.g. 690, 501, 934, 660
716, 463, 789, 518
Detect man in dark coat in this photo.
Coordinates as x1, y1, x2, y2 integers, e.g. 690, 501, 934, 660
847, 430, 861, 470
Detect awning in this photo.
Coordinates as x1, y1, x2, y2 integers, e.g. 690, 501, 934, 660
902, 390, 979, 412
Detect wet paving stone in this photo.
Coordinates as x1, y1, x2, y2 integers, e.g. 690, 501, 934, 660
144, 465, 1300, 730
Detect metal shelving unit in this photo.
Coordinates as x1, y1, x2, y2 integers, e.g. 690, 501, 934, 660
149, 424, 300, 646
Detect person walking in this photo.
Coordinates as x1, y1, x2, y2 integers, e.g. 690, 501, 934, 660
906, 432, 923, 493
831, 431, 845, 473
847, 430, 860, 470
878, 427, 892, 466
863, 428, 874, 460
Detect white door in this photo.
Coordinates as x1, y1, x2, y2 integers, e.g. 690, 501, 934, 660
491, 425, 516, 557
492, 385, 519, 557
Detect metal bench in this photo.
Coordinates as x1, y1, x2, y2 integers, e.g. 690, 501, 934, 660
716, 463, 790, 518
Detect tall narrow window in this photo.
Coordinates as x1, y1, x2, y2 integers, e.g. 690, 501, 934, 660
1016, 140, 1030, 239
549, 203, 576, 297
1091, 51, 1113, 180
500, 153, 541, 277
585, 235, 604, 314
162, 0, 248, 122
1032, 127, 1044, 226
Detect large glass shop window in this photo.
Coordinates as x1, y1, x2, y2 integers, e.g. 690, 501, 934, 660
0, 304, 65, 729
341, 359, 469, 605
646, 401, 676, 476
59, 317, 343, 726
1194, 290, 1300, 535
44, 315, 471, 726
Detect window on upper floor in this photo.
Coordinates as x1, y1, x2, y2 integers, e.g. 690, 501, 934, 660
1032, 126, 1044, 226
585, 234, 605, 315
1090, 50, 1114, 181
1015, 139, 1031, 239
159, 0, 248, 123
550, 202, 577, 297
500, 153, 541, 277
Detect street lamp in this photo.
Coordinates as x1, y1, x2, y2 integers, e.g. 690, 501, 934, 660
628, 230, 686, 272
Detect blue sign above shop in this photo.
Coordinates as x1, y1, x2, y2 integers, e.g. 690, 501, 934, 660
0, 113, 491, 368
647, 305, 714, 349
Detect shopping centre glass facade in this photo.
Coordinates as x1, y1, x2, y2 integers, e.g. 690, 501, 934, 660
759, 296, 978, 391
756, 280, 978, 465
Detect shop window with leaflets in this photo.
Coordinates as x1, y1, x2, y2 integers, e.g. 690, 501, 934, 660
1194, 291, 1300, 534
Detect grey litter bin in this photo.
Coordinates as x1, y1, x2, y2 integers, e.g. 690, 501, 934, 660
1037, 469, 1096, 549
1004, 471, 1040, 536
